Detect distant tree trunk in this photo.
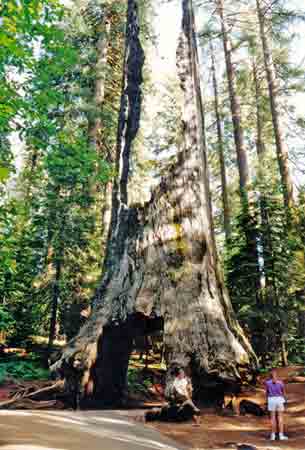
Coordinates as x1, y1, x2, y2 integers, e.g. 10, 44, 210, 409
86, 13, 113, 248
256, 0, 294, 211
48, 257, 62, 355
51, 0, 257, 408
47, 208, 66, 357
101, 181, 112, 247
252, 58, 265, 160
216, 0, 249, 200
210, 40, 231, 242
298, 309, 305, 339
251, 55, 277, 361
88, 19, 110, 153
252, 55, 277, 303
217, 0, 262, 305
280, 333, 288, 367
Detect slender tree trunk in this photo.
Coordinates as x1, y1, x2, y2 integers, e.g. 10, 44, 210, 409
210, 40, 231, 242
251, 55, 276, 362
252, 55, 277, 301
216, 0, 249, 200
87, 15, 114, 248
217, 0, 262, 306
47, 208, 65, 357
101, 180, 112, 246
48, 257, 62, 355
280, 333, 288, 367
256, 0, 294, 211
298, 308, 305, 339
252, 58, 265, 160
88, 20, 111, 152
51, 0, 257, 407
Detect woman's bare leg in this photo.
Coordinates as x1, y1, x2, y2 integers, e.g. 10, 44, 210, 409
277, 411, 284, 434
270, 411, 277, 434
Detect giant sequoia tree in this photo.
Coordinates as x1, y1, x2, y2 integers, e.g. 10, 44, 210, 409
52, 0, 257, 406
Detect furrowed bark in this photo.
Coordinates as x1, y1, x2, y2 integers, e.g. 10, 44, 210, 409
137, 0, 257, 388
51, 0, 257, 407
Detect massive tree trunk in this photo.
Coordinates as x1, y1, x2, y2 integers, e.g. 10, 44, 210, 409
256, 0, 294, 211
51, 0, 257, 408
210, 39, 231, 242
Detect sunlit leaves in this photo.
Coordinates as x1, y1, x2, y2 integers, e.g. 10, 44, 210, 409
0, 166, 10, 182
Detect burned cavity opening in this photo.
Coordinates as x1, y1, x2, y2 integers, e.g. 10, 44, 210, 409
87, 313, 164, 408
190, 356, 242, 409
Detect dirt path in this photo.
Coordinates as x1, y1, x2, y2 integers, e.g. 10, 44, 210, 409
0, 366, 303, 450
0, 410, 185, 450
149, 368, 305, 450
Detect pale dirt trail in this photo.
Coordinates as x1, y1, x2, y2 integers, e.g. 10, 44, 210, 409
0, 410, 186, 450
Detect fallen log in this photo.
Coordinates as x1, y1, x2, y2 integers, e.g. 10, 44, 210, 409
0, 380, 64, 409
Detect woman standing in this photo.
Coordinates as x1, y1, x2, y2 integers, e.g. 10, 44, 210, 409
265, 368, 288, 440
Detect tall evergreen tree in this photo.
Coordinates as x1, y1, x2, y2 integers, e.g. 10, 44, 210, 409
256, 0, 294, 211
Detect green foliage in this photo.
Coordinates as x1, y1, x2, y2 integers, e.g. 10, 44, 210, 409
127, 367, 152, 394
225, 208, 260, 311
0, 356, 50, 384
0, 166, 10, 182
225, 171, 304, 365
0, 306, 15, 335
287, 337, 305, 364
0, 0, 113, 345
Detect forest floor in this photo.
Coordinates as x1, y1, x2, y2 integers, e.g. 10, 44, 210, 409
0, 347, 304, 450
146, 367, 305, 450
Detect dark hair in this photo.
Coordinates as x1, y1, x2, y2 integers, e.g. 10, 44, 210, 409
173, 367, 184, 376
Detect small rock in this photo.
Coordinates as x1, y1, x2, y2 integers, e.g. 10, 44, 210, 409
237, 445, 257, 450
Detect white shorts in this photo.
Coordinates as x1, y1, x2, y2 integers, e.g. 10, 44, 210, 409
268, 396, 285, 412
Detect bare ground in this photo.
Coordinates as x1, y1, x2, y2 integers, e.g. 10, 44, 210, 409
148, 367, 305, 450
0, 361, 304, 450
